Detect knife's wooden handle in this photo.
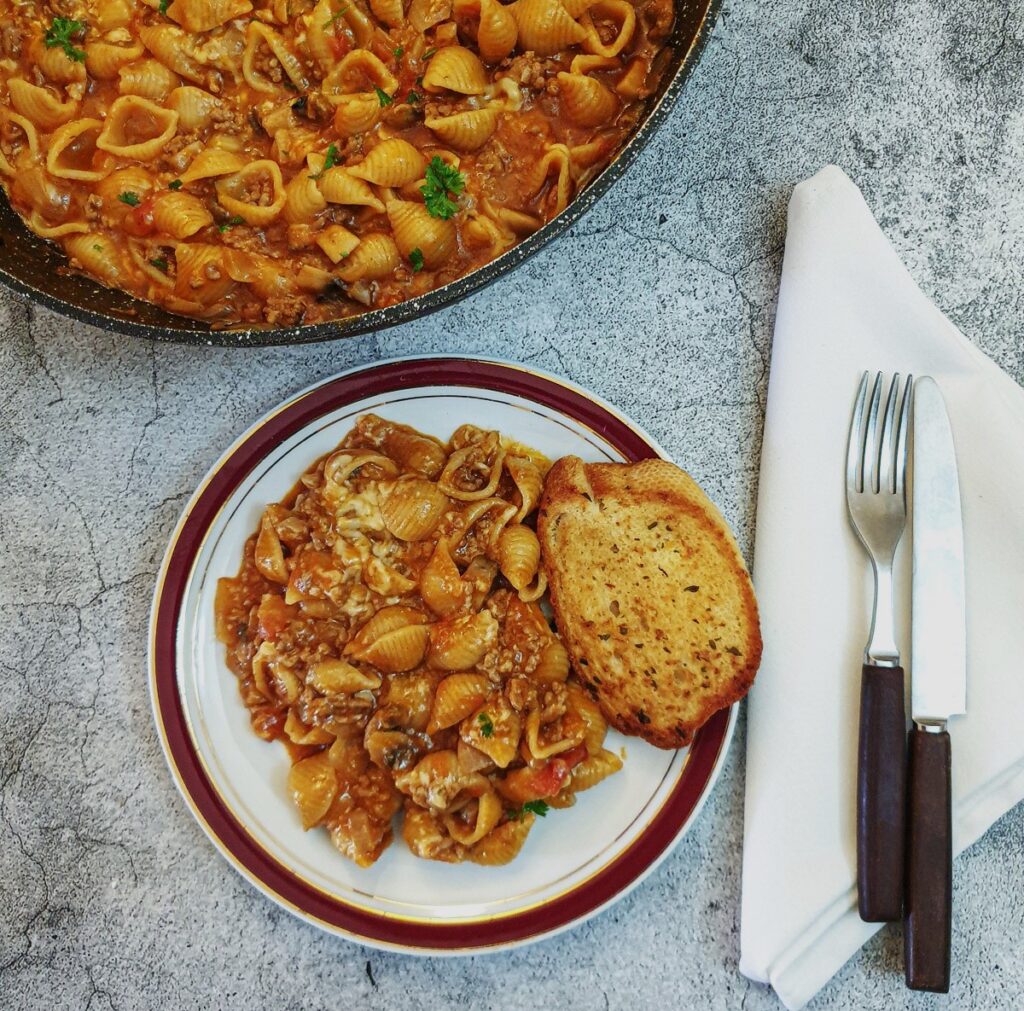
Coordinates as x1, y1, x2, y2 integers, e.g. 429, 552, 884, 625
857, 663, 907, 922
905, 726, 953, 992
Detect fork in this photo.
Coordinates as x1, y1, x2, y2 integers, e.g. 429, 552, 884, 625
846, 371, 913, 923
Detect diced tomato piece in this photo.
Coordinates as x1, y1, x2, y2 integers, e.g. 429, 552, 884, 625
561, 743, 588, 770
328, 31, 351, 58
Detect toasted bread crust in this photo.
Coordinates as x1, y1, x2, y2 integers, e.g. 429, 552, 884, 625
538, 456, 762, 749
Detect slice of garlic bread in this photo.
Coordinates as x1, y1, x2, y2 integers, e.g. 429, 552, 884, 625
537, 456, 761, 749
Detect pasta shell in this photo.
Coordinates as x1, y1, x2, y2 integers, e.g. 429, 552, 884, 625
424, 108, 499, 152
356, 623, 431, 673
571, 748, 623, 791
496, 524, 540, 590
506, 455, 544, 520
333, 93, 382, 137
402, 805, 465, 862
168, 87, 224, 132
524, 705, 586, 760
566, 681, 607, 752
461, 696, 521, 767
288, 751, 338, 829
386, 200, 457, 270
29, 37, 87, 85
318, 168, 386, 211
427, 673, 492, 735
179, 145, 247, 184
168, 0, 253, 32
579, 0, 635, 56
173, 243, 235, 305
562, 0, 596, 15
478, 0, 518, 62
244, 22, 310, 94
531, 143, 573, 214
216, 160, 288, 225
469, 814, 534, 865
444, 788, 503, 845
118, 58, 180, 102
152, 191, 214, 239
421, 539, 466, 617
45, 119, 104, 182
422, 46, 488, 95
283, 169, 328, 224
348, 139, 427, 186
556, 71, 619, 127
95, 166, 156, 207
511, 0, 587, 57
349, 606, 430, 653
96, 96, 179, 160
428, 610, 499, 671
363, 558, 417, 596
382, 427, 448, 478
337, 233, 401, 283
65, 234, 132, 289
8, 79, 77, 130
310, 659, 382, 694
370, 0, 406, 26
384, 673, 437, 732
323, 49, 398, 97
533, 638, 570, 684
379, 479, 449, 541
316, 224, 360, 263
615, 57, 649, 99
86, 39, 146, 80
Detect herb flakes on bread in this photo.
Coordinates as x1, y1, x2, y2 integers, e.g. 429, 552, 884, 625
537, 456, 761, 749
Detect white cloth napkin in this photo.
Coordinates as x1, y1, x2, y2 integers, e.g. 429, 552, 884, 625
739, 165, 1024, 1009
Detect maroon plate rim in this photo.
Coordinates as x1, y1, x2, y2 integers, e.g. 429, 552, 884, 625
149, 356, 733, 953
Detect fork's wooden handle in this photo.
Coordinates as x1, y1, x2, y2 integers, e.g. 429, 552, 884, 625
905, 726, 952, 992
857, 663, 907, 922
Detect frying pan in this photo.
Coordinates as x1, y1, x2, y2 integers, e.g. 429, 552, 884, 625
0, 0, 719, 347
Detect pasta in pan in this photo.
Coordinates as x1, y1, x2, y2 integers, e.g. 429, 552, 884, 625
0, 0, 673, 328
215, 415, 622, 866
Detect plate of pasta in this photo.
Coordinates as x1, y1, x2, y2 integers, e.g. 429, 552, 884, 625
150, 356, 736, 952
0, 0, 718, 343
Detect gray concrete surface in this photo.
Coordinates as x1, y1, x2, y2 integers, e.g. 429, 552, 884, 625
3, 0, 1024, 1007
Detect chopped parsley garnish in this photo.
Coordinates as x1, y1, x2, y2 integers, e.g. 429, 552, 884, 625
44, 17, 86, 62
92, 244, 102, 253
393, 45, 404, 58
405, 90, 421, 104
218, 215, 245, 232
310, 143, 339, 179
420, 156, 465, 220
374, 85, 393, 107
324, 4, 349, 27
158, 0, 170, 14
510, 800, 549, 821
422, 47, 437, 60
150, 257, 169, 271
409, 247, 424, 272
118, 191, 141, 206
477, 712, 494, 738
168, 179, 183, 190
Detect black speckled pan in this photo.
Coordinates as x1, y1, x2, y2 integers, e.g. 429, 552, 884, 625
0, 0, 719, 347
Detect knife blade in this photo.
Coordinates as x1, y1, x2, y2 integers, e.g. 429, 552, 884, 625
911, 377, 967, 724
905, 375, 965, 994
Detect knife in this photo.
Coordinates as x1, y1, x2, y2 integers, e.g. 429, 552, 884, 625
906, 376, 966, 993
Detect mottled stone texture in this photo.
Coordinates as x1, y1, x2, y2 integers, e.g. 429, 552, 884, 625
3, 0, 1024, 1008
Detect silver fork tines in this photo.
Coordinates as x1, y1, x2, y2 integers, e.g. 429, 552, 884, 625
846, 372, 913, 665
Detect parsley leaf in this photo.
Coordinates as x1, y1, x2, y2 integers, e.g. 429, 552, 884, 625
393, 45, 404, 58
422, 47, 437, 60
374, 85, 393, 107
310, 143, 339, 180
510, 800, 549, 821
118, 191, 141, 206
420, 156, 465, 220
150, 257, 169, 271
324, 4, 349, 27
409, 248, 424, 272
405, 90, 421, 104
168, 179, 183, 190
158, 0, 170, 14
218, 215, 245, 233
477, 712, 494, 738
44, 17, 86, 62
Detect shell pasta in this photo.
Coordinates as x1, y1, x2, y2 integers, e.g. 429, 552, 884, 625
0, 0, 673, 328
215, 415, 621, 866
